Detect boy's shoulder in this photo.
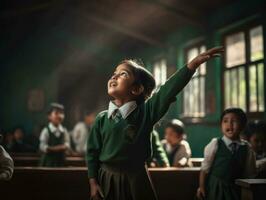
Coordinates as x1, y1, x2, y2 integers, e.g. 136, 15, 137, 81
240, 139, 252, 147
93, 110, 108, 123
0, 145, 4, 153
96, 110, 108, 118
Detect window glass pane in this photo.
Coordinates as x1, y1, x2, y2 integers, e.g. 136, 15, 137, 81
231, 69, 238, 107
226, 32, 246, 67
258, 63, 264, 111
200, 45, 206, 75
188, 81, 194, 116
225, 71, 231, 109
153, 64, 160, 86
187, 48, 199, 77
161, 59, 167, 85
183, 87, 188, 116
249, 65, 258, 112
153, 59, 167, 87
193, 78, 199, 116
199, 76, 205, 116
187, 47, 198, 62
238, 67, 246, 111
184, 45, 206, 117
250, 26, 264, 61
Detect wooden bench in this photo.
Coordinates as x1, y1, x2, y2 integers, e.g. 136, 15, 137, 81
0, 167, 200, 200
13, 156, 86, 167
236, 179, 266, 200
190, 158, 203, 167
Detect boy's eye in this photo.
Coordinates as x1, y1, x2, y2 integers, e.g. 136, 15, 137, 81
120, 71, 129, 77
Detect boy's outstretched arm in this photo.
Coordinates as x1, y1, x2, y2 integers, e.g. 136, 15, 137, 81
146, 46, 224, 124
187, 46, 224, 70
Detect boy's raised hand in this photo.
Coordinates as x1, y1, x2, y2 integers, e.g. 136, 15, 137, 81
187, 46, 224, 70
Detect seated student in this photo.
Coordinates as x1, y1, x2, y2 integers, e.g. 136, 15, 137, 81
71, 111, 96, 155
39, 103, 70, 167
197, 108, 257, 200
148, 130, 170, 167
3, 131, 14, 153
245, 120, 266, 176
161, 119, 192, 167
0, 134, 14, 180
12, 127, 35, 153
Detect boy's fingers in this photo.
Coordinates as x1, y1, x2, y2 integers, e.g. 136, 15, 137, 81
202, 46, 224, 56
199, 55, 210, 63
211, 54, 222, 58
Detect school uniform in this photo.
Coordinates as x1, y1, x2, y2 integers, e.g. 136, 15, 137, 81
86, 66, 195, 200
147, 130, 169, 167
39, 123, 70, 167
162, 139, 192, 167
72, 122, 91, 154
202, 136, 257, 200
0, 145, 14, 180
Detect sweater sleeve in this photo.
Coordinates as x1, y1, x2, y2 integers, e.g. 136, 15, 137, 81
86, 115, 103, 179
151, 130, 169, 167
146, 65, 195, 124
0, 146, 14, 180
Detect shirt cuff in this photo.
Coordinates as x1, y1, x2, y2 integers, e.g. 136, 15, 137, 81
87, 163, 99, 179
64, 142, 70, 149
40, 144, 48, 153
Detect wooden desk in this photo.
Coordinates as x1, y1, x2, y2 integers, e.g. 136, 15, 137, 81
0, 167, 200, 200
236, 179, 266, 200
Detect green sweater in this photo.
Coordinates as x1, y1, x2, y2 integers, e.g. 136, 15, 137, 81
86, 66, 194, 178
148, 130, 169, 167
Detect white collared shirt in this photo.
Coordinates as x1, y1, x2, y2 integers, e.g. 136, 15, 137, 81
162, 139, 192, 167
201, 136, 257, 178
107, 101, 137, 119
39, 123, 70, 153
72, 122, 90, 154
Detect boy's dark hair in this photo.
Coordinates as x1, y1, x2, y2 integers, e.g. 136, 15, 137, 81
243, 120, 266, 140
165, 119, 185, 135
220, 108, 247, 128
120, 59, 156, 103
47, 103, 64, 115
244, 121, 258, 139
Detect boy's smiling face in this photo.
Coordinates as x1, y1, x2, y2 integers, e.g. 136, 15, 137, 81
48, 110, 65, 126
108, 64, 136, 103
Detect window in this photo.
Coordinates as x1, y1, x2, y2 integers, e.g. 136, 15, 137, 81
224, 25, 264, 113
183, 44, 206, 117
153, 58, 167, 87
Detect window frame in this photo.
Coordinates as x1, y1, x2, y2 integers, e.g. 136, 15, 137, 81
222, 22, 265, 118
181, 42, 207, 120
152, 56, 168, 88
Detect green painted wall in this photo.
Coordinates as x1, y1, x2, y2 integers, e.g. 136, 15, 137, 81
140, 0, 266, 157
1, 0, 265, 157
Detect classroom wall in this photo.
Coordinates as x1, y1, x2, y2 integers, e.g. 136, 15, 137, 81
1, 0, 265, 157
0, 13, 126, 135
140, 0, 266, 157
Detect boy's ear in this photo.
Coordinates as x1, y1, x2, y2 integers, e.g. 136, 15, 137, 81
131, 84, 144, 96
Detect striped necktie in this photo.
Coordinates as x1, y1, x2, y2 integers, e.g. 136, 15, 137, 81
112, 109, 122, 123
230, 142, 238, 154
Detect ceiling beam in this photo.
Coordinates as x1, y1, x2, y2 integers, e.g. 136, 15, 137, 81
79, 12, 167, 48
142, 0, 204, 27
